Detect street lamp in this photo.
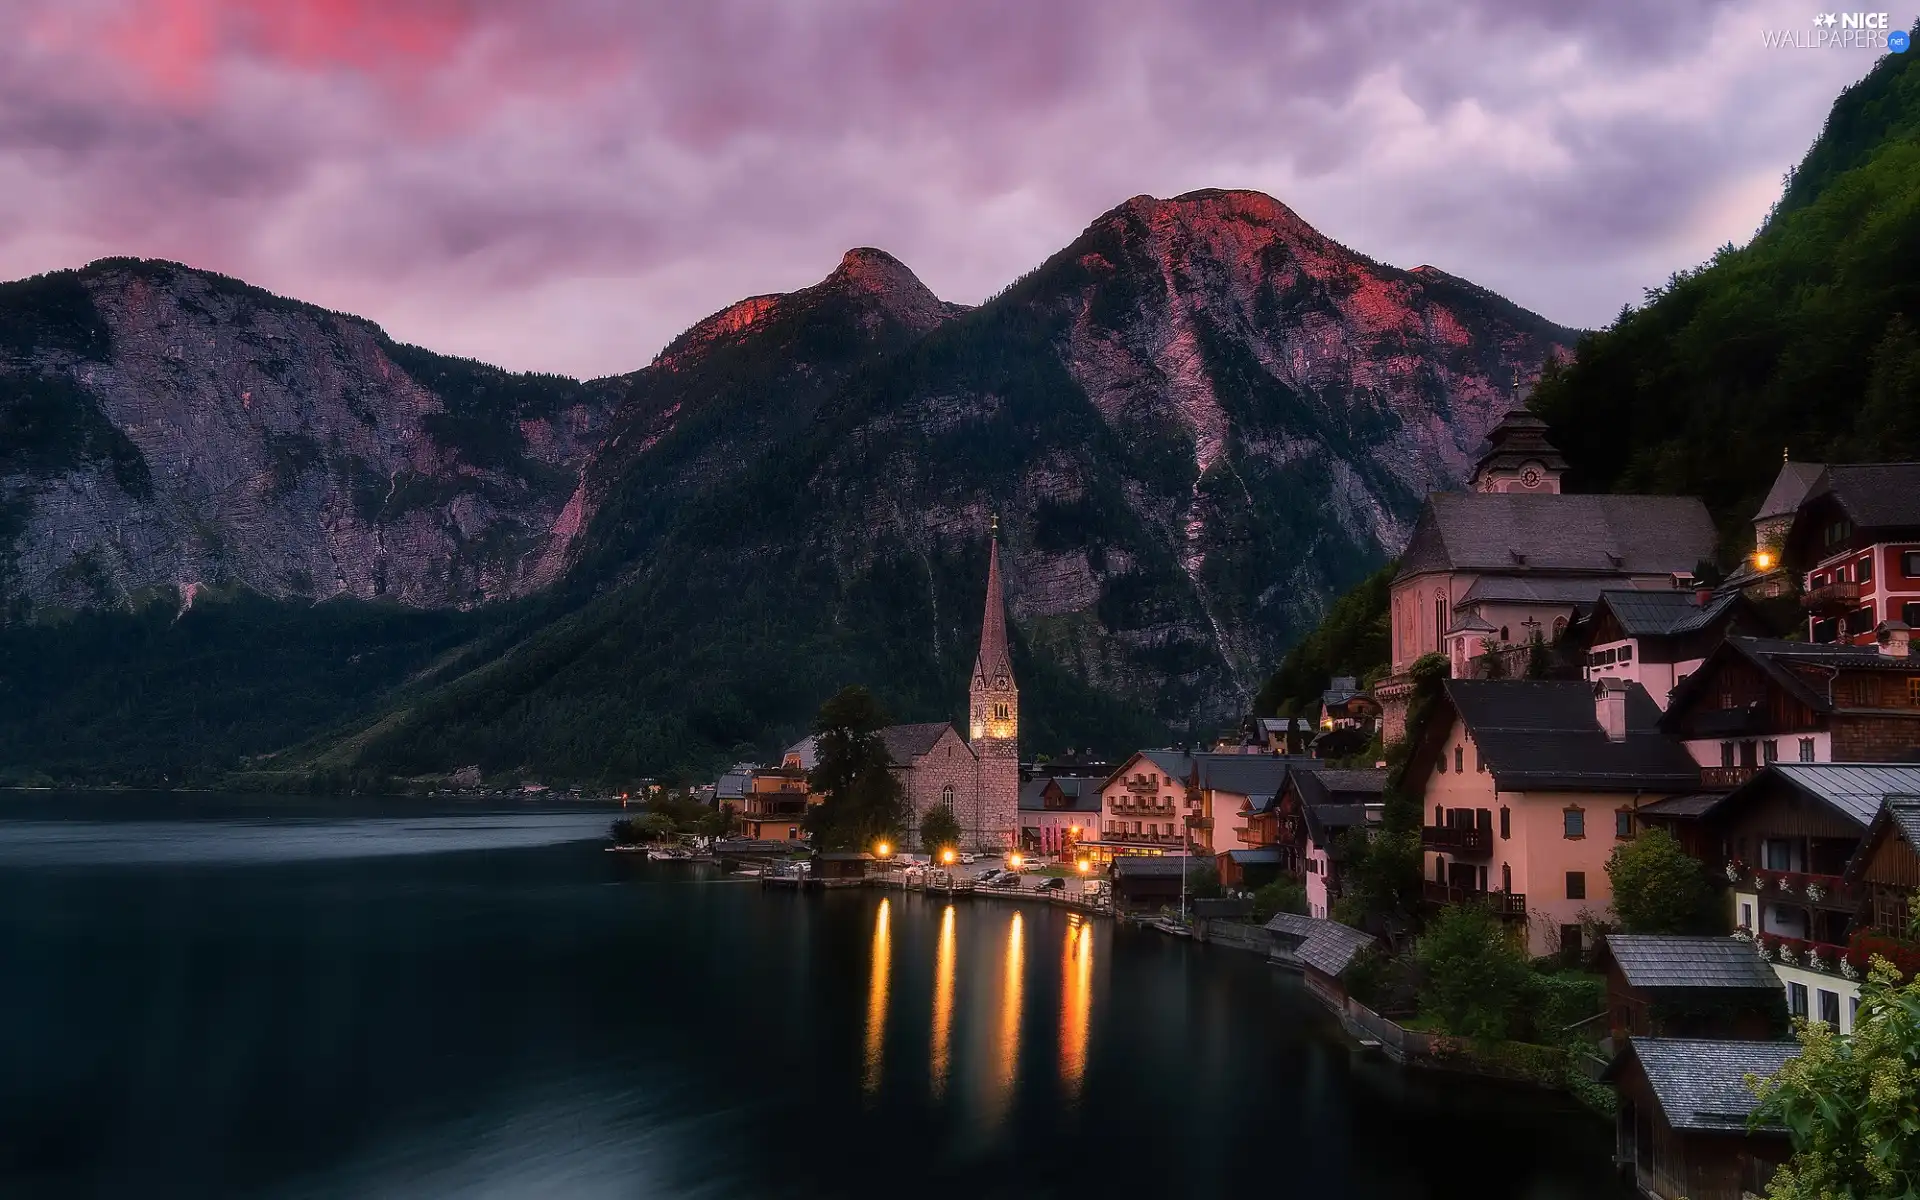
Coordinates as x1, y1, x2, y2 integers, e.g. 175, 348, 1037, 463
1007, 851, 1024, 871
875, 841, 892, 859
1076, 859, 1090, 874
940, 847, 956, 866
1753, 551, 1775, 571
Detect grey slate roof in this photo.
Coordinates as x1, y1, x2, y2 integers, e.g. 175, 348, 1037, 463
783, 737, 819, 770
1018, 776, 1104, 812
1635, 792, 1727, 820
877, 723, 961, 765
715, 763, 757, 801
1293, 769, 1389, 806
1889, 796, 1920, 849
1112, 855, 1200, 879
1303, 803, 1375, 849
1807, 463, 1920, 530
1754, 460, 1826, 521
1604, 935, 1783, 990
1196, 755, 1303, 797
1445, 679, 1702, 792
1596, 589, 1743, 638
1610, 1039, 1798, 1132
1264, 912, 1376, 977
1848, 795, 1920, 881
1323, 676, 1363, 705
1396, 492, 1717, 581
1017, 780, 1052, 811
1758, 763, 1920, 828
1457, 575, 1618, 606
1664, 636, 1920, 724
1226, 848, 1282, 865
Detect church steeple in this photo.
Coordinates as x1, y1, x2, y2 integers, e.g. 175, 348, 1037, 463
969, 520, 1017, 745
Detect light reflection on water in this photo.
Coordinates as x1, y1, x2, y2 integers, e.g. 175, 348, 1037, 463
0, 812, 611, 866
862, 898, 891, 1095
930, 904, 956, 1098
1060, 914, 1092, 1098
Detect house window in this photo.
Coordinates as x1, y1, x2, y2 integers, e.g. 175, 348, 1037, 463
1435, 594, 1446, 647
1560, 924, 1583, 956
1788, 982, 1809, 1019
1501, 863, 1511, 892
1833, 563, 1850, 583
1619, 644, 1633, 663
1764, 739, 1779, 763
1435, 804, 1444, 825
1499, 625, 1510, 641
1740, 902, 1753, 930
1474, 748, 1484, 773
1566, 871, 1586, 900
1904, 551, 1920, 577
1908, 600, 1920, 628
941, 783, 955, 811
1818, 989, 1841, 1027
1721, 742, 1736, 768
1499, 807, 1510, 839
1454, 746, 1464, 773
1615, 810, 1634, 839
1563, 808, 1585, 839
1851, 996, 1862, 1028
1909, 678, 1920, 707
1799, 738, 1816, 763
1858, 556, 1874, 583
1741, 741, 1758, 768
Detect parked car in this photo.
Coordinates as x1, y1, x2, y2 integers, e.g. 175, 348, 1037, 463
977, 869, 1006, 885
1038, 876, 1066, 891
959, 853, 977, 865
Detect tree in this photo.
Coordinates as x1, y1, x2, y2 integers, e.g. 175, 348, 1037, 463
1523, 631, 1553, 680
1251, 875, 1308, 921
1750, 958, 1920, 1200
919, 804, 962, 855
1416, 903, 1533, 1040
1330, 828, 1424, 929
805, 685, 906, 850
1607, 828, 1722, 934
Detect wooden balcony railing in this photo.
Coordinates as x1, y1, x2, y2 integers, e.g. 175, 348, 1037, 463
1238, 827, 1271, 846
1701, 765, 1761, 790
1423, 881, 1528, 918
1804, 580, 1862, 615
1422, 825, 1493, 856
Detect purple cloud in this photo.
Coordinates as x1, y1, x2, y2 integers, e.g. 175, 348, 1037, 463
0, 0, 1895, 376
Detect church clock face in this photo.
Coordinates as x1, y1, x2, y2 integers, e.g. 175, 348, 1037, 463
995, 675, 1009, 690
1520, 466, 1542, 488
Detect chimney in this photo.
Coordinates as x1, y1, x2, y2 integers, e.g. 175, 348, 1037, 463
1594, 677, 1630, 742
1694, 586, 1713, 607
1878, 620, 1912, 659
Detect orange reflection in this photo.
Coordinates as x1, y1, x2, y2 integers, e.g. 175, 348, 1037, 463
996, 911, 1024, 1098
930, 904, 956, 1097
1060, 915, 1093, 1096
862, 898, 890, 1094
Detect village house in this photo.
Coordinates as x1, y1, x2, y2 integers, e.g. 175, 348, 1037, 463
1579, 589, 1758, 710
1846, 794, 1920, 971
1659, 633, 1920, 788
1410, 677, 1702, 957
1108, 856, 1196, 914
1090, 750, 1314, 862
1016, 775, 1102, 856
1708, 763, 1920, 1031
1786, 463, 1920, 645
1257, 768, 1388, 917
1598, 935, 1788, 1045
1314, 675, 1380, 758
734, 764, 820, 841
1715, 458, 1826, 600
1375, 408, 1717, 741
1604, 1038, 1797, 1200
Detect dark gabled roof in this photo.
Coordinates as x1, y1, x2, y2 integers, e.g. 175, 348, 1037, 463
1303, 803, 1374, 849
715, 763, 757, 800
1603, 935, 1783, 991
1322, 676, 1362, 705
1595, 589, 1743, 638
1018, 780, 1053, 811
1293, 769, 1389, 806
1606, 1039, 1798, 1133
1442, 679, 1701, 792
877, 723, 961, 765
1662, 637, 1920, 726
1805, 463, 1920, 530
1099, 749, 1196, 793
1396, 492, 1717, 581
1112, 856, 1200, 879
1264, 913, 1376, 977
1753, 460, 1826, 522
1018, 776, 1103, 811
1194, 754, 1317, 797
1635, 792, 1727, 820
1846, 795, 1920, 881
1719, 763, 1920, 830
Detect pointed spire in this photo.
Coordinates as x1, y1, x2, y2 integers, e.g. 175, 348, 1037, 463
975, 520, 1012, 684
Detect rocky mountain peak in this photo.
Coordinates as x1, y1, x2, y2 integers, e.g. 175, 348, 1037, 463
812, 246, 957, 334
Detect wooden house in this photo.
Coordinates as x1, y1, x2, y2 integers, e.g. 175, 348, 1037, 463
810, 851, 873, 886
1598, 935, 1788, 1045
1845, 795, 1920, 971
1263, 912, 1377, 1008
1109, 855, 1195, 914
1605, 1038, 1797, 1200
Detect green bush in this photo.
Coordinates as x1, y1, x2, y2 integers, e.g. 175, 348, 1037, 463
1416, 904, 1533, 1040
1607, 828, 1722, 934
1251, 876, 1307, 921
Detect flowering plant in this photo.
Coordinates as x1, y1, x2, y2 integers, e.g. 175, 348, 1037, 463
1725, 859, 1746, 883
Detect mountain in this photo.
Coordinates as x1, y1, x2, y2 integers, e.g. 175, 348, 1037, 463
0, 191, 1574, 786
1531, 42, 1920, 544
0, 259, 624, 619
334, 190, 1573, 783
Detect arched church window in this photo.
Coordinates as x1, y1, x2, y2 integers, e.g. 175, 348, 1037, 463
1434, 593, 1446, 645
941, 784, 955, 811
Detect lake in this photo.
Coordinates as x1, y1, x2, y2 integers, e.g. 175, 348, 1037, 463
0, 794, 1629, 1198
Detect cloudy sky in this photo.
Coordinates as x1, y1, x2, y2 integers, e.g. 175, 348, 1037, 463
0, 0, 1900, 377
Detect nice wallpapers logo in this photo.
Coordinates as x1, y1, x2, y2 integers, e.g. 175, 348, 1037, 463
1763, 12, 1909, 49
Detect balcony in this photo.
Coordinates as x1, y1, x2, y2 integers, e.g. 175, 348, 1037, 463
1422, 825, 1493, 856
1701, 765, 1761, 790
1238, 826, 1272, 846
1728, 864, 1859, 910
1423, 881, 1528, 918
1804, 580, 1861, 615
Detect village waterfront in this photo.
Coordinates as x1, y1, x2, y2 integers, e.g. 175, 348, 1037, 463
0, 792, 1627, 1199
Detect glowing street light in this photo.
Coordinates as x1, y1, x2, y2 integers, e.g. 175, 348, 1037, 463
1753, 551, 1775, 571
940, 847, 956, 866
875, 841, 892, 859
1007, 852, 1024, 871
1076, 859, 1090, 874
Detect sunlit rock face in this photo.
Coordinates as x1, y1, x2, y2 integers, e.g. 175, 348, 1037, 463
0, 259, 622, 615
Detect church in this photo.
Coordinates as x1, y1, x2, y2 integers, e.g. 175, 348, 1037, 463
785, 528, 1020, 850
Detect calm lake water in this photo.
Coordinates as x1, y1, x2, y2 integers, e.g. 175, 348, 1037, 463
0, 793, 1630, 1198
